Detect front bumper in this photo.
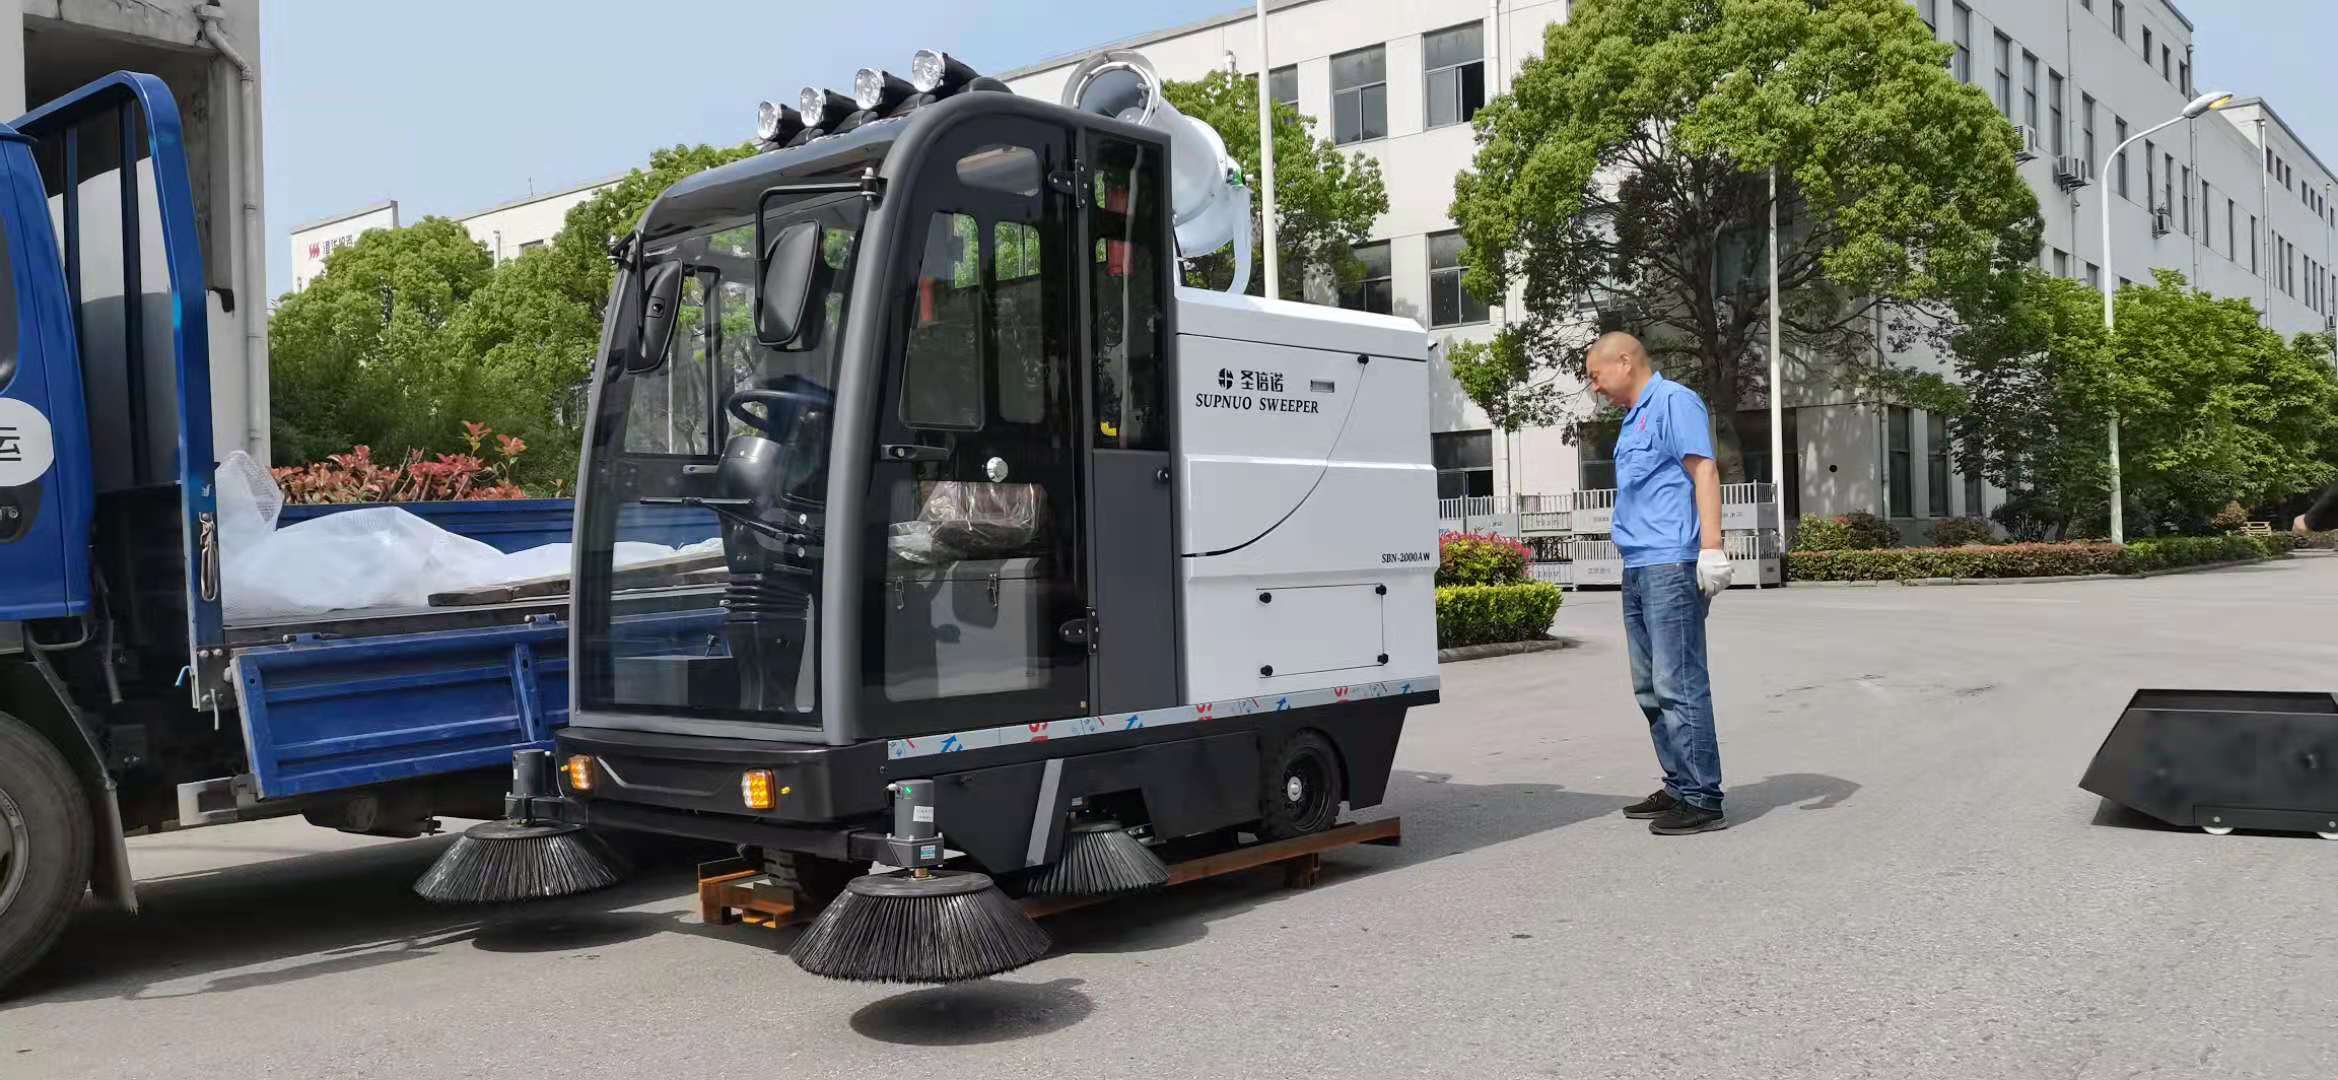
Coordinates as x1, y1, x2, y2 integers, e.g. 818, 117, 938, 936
552, 725, 892, 858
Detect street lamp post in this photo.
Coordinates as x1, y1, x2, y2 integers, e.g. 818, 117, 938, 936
2097, 90, 2233, 545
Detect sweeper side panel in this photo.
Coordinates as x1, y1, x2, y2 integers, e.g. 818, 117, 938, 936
1170, 290, 1440, 706
2081, 688, 2338, 836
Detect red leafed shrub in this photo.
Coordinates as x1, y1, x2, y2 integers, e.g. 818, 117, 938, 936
273, 422, 539, 504
1438, 530, 1531, 586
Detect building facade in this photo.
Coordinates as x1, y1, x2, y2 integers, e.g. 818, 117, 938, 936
1004, 0, 2338, 537
289, 174, 619, 294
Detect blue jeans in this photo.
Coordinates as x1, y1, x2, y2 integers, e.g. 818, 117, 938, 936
1622, 562, 1722, 811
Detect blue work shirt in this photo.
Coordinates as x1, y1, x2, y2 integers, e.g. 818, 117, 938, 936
1611, 371, 1716, 568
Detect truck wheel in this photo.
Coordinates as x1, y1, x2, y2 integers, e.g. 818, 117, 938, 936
0, 712, 93, 992
1257, 731, 1343, 841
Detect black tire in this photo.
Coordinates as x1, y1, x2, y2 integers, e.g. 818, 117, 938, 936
0, 713, 93, 993
1257, 730, 1344, 841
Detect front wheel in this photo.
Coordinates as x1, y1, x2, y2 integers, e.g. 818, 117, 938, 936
0, 713, 93, 993
1257, 731, 1344, 841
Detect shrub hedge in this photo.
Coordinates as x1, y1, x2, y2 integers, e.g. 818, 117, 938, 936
1792, 512, 1899, 552
1436, 583, 1564, 649
1928, 516, 1996, 547
1438, 531, 1531, 586
1789, 533, 2294, 581
2297, 530, 2338, 551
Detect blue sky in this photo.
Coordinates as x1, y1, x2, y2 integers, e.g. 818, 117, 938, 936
257, 0, 2338, 298
257, 0, 1238, 296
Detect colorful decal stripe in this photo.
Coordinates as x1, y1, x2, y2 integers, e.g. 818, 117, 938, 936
886, 675, 1440, 761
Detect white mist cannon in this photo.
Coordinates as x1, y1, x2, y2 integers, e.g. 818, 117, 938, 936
1060, 50, 1255, 295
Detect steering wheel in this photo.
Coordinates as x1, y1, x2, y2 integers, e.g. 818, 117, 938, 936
726, 387, 830, 436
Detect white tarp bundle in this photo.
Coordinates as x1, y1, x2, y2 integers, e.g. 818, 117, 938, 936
217, 451, 716, 622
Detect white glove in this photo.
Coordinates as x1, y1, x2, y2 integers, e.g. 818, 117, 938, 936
1696, 549, 1733, 597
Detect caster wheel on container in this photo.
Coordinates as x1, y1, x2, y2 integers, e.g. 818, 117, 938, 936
2200, 825, 2234, 836
2317, 831, 2338, 841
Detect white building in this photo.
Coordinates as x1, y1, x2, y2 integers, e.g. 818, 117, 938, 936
1, 0, 272, 463
288, 174, 620, 292
1003, 0, 2338, 538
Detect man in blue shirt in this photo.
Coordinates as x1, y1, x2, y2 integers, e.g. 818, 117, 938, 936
1587, 332, 1733, 835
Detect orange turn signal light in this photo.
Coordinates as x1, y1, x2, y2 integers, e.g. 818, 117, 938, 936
742, 769, 776, 810
563, 755, 595, 792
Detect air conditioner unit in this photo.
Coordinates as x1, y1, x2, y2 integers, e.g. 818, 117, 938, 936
2053, 155, 2093, 191
2151, 206, 2173, 237
2013, 124, 2041, 163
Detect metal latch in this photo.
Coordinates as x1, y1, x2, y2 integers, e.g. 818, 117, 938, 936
986, 571, 1001, 608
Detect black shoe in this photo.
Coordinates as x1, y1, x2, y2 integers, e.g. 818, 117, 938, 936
1648, 803, 1728, 835
1622, 790, 1680, 820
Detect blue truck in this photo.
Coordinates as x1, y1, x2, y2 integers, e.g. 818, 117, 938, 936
0, 75, 705, 989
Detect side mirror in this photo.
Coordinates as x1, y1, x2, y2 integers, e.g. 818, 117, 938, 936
757, 220, 824, 347
632, 262, 685, 372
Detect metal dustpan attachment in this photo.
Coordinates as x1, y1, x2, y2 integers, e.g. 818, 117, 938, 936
2081, 689, 2338, 837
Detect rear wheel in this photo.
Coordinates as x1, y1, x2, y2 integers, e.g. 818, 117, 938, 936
1257, 731, 1343, 841
0, 713, 92, 992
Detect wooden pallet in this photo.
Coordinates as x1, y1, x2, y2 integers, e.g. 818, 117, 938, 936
697, 817, 1403, 930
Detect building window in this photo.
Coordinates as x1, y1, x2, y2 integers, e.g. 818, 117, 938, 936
1427, 231, 1490, 327
1953, 4, 1973, 83
2144, 140, 2156, 207
2085, 261, 2101, 289
1918, 0, 1936, 30
1338, 240, 1392, 314
2112, 1, 2126, 40
2163, 152, 2174, 218
2161, 44, 2171, 82
1268, 64, 1298, 109
1888, 407, 1913, 519
2142, 27, 2152, 64
2052, 249, 2069, 278
2180, 166, 2190, 235
1578, 420, 1620, 491
2048, 71, 2064, 156
2227, 198, 2237, 260
1927, 414, 1951, 518
2081, 95, 2096, 169
1423, 23, 1486, 130
1965, 471, 1984, 518
2201, 179, 2211, 244
1992, 34, 2012, 118
518, 239, 544, 255
2115, 118, 2130, 198
1331, 45, 1388, 144
2179, 60, 2190, 95
2251, 215, 2259, 273
2022, 52, 2038, 132
1432, 430, 1494, 499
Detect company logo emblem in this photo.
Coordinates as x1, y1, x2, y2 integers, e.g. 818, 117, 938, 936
1217, 368, 1235, 389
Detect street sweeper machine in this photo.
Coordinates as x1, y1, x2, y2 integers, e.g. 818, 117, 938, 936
416, 50, 1444, 981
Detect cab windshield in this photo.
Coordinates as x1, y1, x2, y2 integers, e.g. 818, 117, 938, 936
573, 192, 864, 725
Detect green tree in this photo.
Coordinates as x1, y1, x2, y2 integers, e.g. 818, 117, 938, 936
538, 142, 761, 322
267, 216, 496, 464
1951, 268, 2338, 537
1450, 0, 2042, 480
1162, 70, 1389, 300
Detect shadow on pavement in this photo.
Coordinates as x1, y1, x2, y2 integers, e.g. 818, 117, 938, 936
1722, 772, 1863, 825
849, 977, 1093, 1046
6, 833, 715, 1007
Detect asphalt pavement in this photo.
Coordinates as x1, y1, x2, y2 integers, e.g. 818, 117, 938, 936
7, 558, 2338, 1079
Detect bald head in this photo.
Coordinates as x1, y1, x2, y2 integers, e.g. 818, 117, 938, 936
1586, 332, 1652, 407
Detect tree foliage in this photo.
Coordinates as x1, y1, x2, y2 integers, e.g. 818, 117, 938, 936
1951, 268, 2338, 538
1449, 0, 2041, 478
1162, 70, 1389, 299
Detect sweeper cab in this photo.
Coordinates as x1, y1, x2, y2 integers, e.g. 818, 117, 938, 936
419, 49, 1442, 981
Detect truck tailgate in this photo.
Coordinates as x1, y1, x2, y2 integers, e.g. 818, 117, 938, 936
229, 618, 567, 798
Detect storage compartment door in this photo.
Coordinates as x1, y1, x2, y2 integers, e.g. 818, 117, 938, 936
1253, 583, 1385, 679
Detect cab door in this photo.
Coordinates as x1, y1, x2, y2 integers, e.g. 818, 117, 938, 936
856, 117, 1092, 739
1077, 130, 1180, 715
